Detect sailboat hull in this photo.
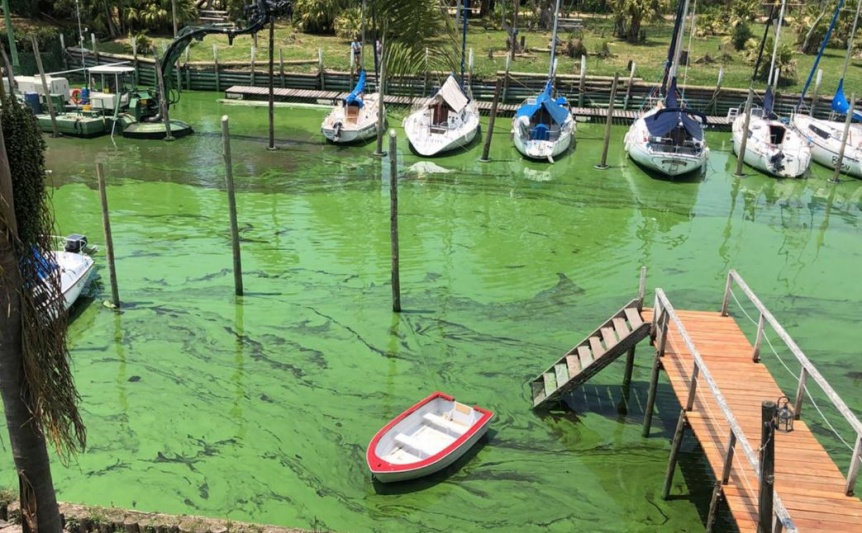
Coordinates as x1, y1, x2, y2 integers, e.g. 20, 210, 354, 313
624, 109, 709, 177
403, 102, 480, 157
512, 120, 574, 161
732, 112, 812, 178
321, 93, 381, 144
793, 114, 862, 178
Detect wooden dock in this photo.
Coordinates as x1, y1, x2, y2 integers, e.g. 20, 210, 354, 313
642, 272, 862, 532
223, 85, 734, 129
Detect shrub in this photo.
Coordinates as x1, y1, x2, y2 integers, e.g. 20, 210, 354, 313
732, 23, 751, 51
564, 38, 587, 59
333, 7, 362, 40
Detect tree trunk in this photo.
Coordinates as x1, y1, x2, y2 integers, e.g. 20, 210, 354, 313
628, 14, 642, 43
0, 117, 63, 533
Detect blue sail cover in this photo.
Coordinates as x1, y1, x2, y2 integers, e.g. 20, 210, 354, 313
831, 79, 862, 121
645, 78, 705, 141
514, 80, 570, 126
344, 69, 366, 108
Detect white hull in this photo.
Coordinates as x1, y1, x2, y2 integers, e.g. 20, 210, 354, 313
624, 108, 709, 177
52, 251, 95, 310
403, 101, 480, 156
732, 112, 812, 178
793, 114, 862, 178
367, 392, 493, 483
512, 118, 574, 162
321, 93, 381, 143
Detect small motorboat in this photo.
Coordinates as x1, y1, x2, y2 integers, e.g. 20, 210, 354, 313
34, 235, 96, 312
366, 391, 493, 483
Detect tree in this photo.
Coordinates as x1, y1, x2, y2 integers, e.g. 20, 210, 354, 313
609, 0, 670, 43
0, 55, 86, 531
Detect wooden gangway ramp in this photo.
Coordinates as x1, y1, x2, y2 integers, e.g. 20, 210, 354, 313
643, 271, 862, 532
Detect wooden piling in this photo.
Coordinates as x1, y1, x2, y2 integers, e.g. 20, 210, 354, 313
29, 35, 60, 138
389, 130, 401, 313
221, 116, 244, 297
96, 163, 120, 309
480, 77, 502, 162
758, 401, 776, 533
502, 55, 511, 102
213, 45, 221, 92
642, 352, 663, 437
623, 61, 635, 110
250, 46, 256, 86
154, 54, 174, 142
705, 480, 723, 532
318, 48, 325, 91
662, 410, 688, 499
578, 55, 586, 108
810, 69, 823, 117
619, 345, 636, 414
595, 72, 619, 170
734, 87, 755, 177
279, 49, 285, 89
375, 38, 387, 157
268, 18, 276, 151
832, 92, 855, 183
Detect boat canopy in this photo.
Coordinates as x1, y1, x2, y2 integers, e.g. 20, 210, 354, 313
344, 69, 366, 108
30, 246, 57, 280
831, 79, 862, 121
514, 80, 570, 125
433, 75, 469, 113
645, 79, 705, 141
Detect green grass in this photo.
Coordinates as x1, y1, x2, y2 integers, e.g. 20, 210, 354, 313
97, 18, 861, 96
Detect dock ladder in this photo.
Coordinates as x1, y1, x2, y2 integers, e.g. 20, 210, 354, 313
530, 298, 651, 409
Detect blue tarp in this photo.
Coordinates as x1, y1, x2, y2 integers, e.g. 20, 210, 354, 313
514, 80, 571, 126
344, 69, 366, 108
831, 79, 862, 122
645, 78, 705, 141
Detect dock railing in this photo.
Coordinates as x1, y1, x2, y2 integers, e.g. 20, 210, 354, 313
652, 288, 797, 532
721, 269, 862, 497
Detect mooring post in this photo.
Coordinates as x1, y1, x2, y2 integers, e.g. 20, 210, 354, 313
578, 55, 586, 108
96, 163, 120, 309
268, 18, 276, 151
705, 480, 723, 532
618, 345, 636, 414
758, 401, 777, 533
480, 77, 503, 162
388, 130, 401, 312
734, 87, 755, 177
213, 45, 221, 92
595, 72, 619, 170
279, 48, 286, 89
221, 116, 244, 296
642, 352, 663, 437
623, 61, 635, 110
810, 69, 822, 117
318, 48, 325, 91
29, 35, 60, 138
59, 34, 68, 71
250, 46, 256, 86
375, 37, 387, 157
662, 410, 688, 499
154, 53, 174, 141
91, 33, 98, 64
832, 92, 855, 183
713, 67, 723, 116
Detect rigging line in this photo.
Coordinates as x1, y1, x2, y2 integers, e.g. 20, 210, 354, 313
767, 0, 788, 89
840, 0, 862, 81
797, 0, 845, 109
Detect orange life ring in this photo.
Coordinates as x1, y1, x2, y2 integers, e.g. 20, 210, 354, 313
70, 88, 82, 105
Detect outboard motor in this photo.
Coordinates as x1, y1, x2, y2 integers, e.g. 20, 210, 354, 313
64, 234, 88, 253
333, 121, 343, 140
769, 152, 786, 173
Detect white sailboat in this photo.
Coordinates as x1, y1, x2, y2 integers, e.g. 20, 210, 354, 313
512, 0, 574, 163
793, 0, 862, 178
321, 69, 381, 143
623, 0, 708, 177
732, 0, 811, 178
403, 3, 479, 156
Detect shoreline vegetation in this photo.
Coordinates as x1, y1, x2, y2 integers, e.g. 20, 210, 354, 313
3, 13, 861, 97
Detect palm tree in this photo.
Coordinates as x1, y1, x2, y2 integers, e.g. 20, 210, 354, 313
0, 84, 86, 531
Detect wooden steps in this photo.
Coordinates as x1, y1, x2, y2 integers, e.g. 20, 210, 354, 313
530, 299, 650, 409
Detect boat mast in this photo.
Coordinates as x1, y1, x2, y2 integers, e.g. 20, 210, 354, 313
668, 0, 691, 82
460, 0, 470, 87
767, 0, 788, 89
548, 0, 562, 79
797, 0, 845, 108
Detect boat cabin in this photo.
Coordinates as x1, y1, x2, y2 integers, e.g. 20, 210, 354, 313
85, 65, 137, 112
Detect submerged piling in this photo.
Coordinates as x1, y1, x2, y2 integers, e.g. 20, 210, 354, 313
221, 116, 244, 296
96, 163, 120, 309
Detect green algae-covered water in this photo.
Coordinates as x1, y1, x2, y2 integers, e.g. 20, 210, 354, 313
4, 92, 862, 531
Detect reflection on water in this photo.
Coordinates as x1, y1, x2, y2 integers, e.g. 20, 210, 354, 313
12, 93, 862, 532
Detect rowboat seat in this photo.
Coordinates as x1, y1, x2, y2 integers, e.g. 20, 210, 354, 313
423, 412, 468, 436
394, 433, 436, 457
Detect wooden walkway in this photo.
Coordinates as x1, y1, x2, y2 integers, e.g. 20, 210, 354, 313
643, 307, 862, 532
223, 86, 734, 129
